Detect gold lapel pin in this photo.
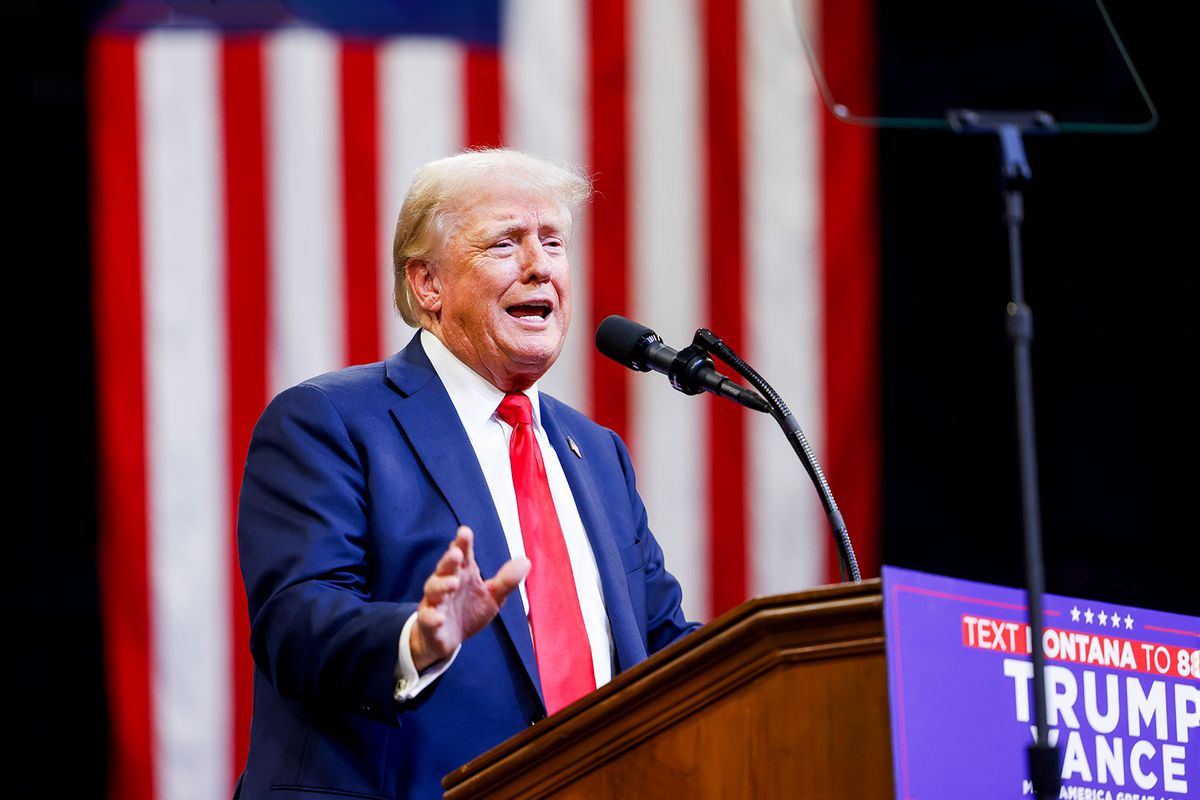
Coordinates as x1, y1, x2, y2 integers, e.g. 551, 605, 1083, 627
566, 435, 582, 459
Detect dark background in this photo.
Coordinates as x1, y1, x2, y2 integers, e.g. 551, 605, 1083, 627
875, 3, 1195, 613
7, 1, 1192, 794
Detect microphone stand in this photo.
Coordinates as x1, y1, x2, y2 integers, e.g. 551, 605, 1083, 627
679, 330, 862, 583
948, 108, 1061, 800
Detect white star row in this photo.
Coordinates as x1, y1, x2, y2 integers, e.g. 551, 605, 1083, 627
1070, 605, 1133, 630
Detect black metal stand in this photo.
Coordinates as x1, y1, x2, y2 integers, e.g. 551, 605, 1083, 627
948, 108, 1060, 800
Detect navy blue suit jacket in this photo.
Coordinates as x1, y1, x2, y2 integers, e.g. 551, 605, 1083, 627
236, 333, 698, 799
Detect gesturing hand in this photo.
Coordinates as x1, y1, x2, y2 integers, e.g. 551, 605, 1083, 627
409, 526, 531, 672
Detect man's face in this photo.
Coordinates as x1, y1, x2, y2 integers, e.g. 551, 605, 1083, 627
427, 179, 573, 391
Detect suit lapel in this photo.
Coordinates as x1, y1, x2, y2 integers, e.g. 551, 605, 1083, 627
540, 401, 648, 672
385, 334, 545, 708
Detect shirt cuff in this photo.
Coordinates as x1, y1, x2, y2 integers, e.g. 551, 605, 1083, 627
394, 611, 461, 703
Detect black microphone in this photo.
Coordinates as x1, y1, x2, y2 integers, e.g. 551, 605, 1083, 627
595, 315, 770, 413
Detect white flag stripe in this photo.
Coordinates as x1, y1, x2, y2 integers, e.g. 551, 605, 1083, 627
503, 0, 589, 411
266, 29, 345, 393
630, 0, 709, 621
744, 0, 826, 594
377, 38, 464, 357
139, 31, 232, 800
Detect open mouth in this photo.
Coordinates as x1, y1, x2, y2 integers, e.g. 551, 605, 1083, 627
506, 302, 551, 320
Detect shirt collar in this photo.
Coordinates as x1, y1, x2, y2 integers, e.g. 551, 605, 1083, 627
419, 329, 542, 437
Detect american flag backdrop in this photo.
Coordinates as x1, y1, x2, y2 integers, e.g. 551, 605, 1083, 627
88, 0, 879, 797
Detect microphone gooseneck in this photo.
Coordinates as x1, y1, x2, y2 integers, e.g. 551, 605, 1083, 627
693, 328, 861, 583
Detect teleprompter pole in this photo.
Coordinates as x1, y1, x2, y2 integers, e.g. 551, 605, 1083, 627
948, 109, 1061, 800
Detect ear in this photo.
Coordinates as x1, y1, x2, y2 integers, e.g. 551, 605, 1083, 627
405, 258, 442, 315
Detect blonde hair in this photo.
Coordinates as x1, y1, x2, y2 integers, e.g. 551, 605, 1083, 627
391, 148, 593, 327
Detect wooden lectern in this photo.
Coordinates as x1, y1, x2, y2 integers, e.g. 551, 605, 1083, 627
443, 579, 893, 799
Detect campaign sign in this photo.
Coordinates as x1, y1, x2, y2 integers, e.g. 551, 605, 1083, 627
883, 566, 1200, 800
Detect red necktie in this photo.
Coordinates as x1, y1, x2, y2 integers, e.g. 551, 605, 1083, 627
496, 393, 596, 714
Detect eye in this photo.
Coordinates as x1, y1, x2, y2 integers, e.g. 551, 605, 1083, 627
489, 238, 516, 253
542, 237, 565, 252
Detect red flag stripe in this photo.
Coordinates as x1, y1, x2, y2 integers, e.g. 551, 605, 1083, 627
340, 41, 382, 366
219, 36, 268, 775
820, 0, 881, 581
90, 34, 155, 800
703, 0, 748, 616
586, 0, 631, 438
464, 47, 504, 149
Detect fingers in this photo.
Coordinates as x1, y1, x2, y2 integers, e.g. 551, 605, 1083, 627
416, 604, 445, 629
433, 538, 465, 576
422, 571, 461, 602
454, 525, 476, 570
430, 525, 472, 579
411, 605, 448, 670
487, 556, 531, 605
427, 524, 524, 608
422, 526, 478, 606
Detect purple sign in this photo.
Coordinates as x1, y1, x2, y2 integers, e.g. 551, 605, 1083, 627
883, 566, 1200, 800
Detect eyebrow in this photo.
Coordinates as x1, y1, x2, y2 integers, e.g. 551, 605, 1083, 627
479, 219, 568, 242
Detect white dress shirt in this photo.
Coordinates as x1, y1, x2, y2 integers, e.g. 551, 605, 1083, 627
394, 330, 614, 702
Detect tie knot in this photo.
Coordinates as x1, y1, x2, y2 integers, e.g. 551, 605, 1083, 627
497, 392, 534, 428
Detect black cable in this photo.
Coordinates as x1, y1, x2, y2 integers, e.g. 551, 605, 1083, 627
694, 329, 862, 583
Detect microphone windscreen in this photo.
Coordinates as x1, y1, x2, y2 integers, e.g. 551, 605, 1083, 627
595, 315, 655, 369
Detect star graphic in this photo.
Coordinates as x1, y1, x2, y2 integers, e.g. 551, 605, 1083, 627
1099, 611, 1109, 626
1125, 614, 1134, 629
1084, 608, 1094, 624
1070, 605, 1081, 622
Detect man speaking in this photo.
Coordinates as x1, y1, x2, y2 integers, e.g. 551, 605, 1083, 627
235, 149, 699, 799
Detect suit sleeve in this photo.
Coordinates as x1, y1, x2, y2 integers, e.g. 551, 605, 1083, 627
609, 431, 703, 655
237, 383, 414, 722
